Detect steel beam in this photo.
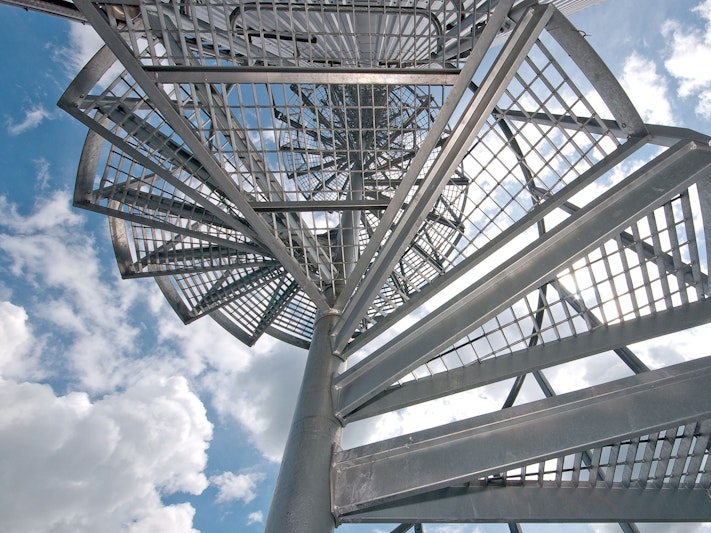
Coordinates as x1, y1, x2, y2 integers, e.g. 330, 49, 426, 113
345, 298, 711, 422
553, 281, 649, 374
338, 484, 711, 523
334, 2, 637, 351
73, 103, 265, 249
249, 279, 300, 344
334, 140, 711, 418
194, 266, 282, 317
0, 0, 86, 22
545, 191, 709, 291
497, 111, 711, 147
249, 199, 390, 212
333, 356, 711, 514
145, 66, 462, 86
133, 247, 276, 275
698, 177, 711, 295
106, 202, 268, 281
389, 525, 415, 533
97, 200, 261, 255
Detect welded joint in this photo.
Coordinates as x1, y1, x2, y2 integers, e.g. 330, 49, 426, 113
332, 380, 346, 426
314, 308, 342, 326
507, 0, 538, 23
331, 446, 344, 526
316, 308, 348, 361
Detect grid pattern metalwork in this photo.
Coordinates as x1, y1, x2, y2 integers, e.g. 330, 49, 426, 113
63, 0, 633, 346
48, 0, 711, 530
499, 419, 711, 489
106, 0, 490, 68
398, 185, 709, 384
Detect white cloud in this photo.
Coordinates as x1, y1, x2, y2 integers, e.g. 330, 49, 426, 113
154, 310, 255, 378
591, 526, 623, 533
54, 22, 126, 89
210, 471, 265, 504
619, 52, 673, 124
0, 191, 305, 468
0, 301, 36, 378
151, 306, 309, 462
0, 190, 83, 233
698, 90, 711, 118
663, 0, 711, 118
55, 22, 105, 76
33, 157, 52, 190
6, 105, 57, 136
0, 376, 211, 533
0, 192, 144, 392
124, 504, 198, 533
246, 511, 264, 525
425, 526, 487, 533
629, 323, 711, 370
342, 381, 512, 450
0, 192, 283, 532
544, 351, 633, 395
200, 338, 307, 462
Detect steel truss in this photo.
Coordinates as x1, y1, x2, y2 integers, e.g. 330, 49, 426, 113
8, 0, 709, 530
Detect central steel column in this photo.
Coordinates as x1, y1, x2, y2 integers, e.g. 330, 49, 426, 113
265, 309, 342, 533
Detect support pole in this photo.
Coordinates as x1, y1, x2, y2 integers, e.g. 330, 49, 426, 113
265, 311, 342, 533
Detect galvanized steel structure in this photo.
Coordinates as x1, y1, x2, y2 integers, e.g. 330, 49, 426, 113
7, 0, 711, 530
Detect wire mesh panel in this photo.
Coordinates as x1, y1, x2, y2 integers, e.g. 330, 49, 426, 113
115, 0, 494, 68
63, 0, 520, 344
393, 185, 710, 385
497, 418, 711, 489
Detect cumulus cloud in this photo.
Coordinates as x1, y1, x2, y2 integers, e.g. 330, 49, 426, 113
663, 0, 711, 118
210, 471, 265, 504
620, 52, 673, 124
6, 105, 58, 136
0, 194, 219, 530
0, 192, 143, 392
0, 191, 305, 469
54, 22, 125, 87
629, 322, 711, 370
246, 511, 264, 525
0, 376, 211, 533
0, 301, 36, 378
54, 22, 105, 76
544, 351, 634, 395
151, 305, 309, 462
199, 338, 307, 462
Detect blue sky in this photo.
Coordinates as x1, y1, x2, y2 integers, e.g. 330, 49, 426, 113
1, 1, 711, 532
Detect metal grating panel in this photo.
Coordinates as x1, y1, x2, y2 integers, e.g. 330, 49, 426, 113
62, 1, 648, 348
48, 0, 711, 530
